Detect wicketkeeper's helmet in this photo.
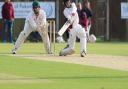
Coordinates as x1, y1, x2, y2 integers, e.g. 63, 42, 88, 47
32, 0, 40, 8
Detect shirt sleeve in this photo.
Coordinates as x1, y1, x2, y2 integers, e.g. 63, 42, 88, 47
2, 5, 5, 19
41, 10, 46, 24
12, 4, 14, 19
71, 2, 77, 13
26, 12, 37, 30
63, 9, 71, 20
63, 3, 77, 20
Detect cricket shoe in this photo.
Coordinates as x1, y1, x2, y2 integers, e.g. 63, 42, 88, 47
80, 50, 86, 57
48, 51, 53, 54
59, 51, 65, 56
12, 49, 16, 54
59, 49, 75, 56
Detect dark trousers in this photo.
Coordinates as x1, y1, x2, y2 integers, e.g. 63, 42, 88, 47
2, 20, 13, 43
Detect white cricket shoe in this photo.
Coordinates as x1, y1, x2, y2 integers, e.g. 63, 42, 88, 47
12, 49, 16, 54
48, 51, 53, 54
80, 50, 86, 57
59, 49, 75, 56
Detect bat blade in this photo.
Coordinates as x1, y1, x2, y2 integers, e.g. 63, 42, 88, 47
58, 21, 71, 36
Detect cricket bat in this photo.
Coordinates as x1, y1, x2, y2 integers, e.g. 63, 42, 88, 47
58, 21, 71, 36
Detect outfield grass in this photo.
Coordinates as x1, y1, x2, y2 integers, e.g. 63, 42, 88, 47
0, 42, 128, 56
0, 55, 128, 89
0, 42, 128, 89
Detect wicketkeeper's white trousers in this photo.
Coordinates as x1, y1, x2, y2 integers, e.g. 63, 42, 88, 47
13, 20, 51, 53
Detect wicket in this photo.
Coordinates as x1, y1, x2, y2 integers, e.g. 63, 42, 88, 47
47, 20, 56, 54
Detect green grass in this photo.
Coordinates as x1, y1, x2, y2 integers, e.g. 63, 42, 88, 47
0, 55, 128, 89
0, 42, 127, 56
0, 42, 128, 89
87, 42, 128, 56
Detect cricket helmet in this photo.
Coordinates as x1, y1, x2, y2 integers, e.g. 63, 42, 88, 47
32, 0, 40, 8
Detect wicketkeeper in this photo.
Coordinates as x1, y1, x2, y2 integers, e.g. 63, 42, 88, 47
12, 1, 52, 54
59, 0, 87, 57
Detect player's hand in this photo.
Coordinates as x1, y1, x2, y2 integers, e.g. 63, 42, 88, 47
11, 18, 14, 21
71, 13, 75, 16
38, 22, 46, 28
67, 19, 71, 24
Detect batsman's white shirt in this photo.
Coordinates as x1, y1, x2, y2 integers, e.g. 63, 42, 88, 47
62, 3, 87, 54
63, 3, 79, 28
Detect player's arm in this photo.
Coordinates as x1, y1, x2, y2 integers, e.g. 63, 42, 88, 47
35, 10, 49, 33
63, 9, 71, 21
63, 9, 74, 24
37, 10, 47, 29
41, 10, 47, 25
71, 2, 77, 14
27, 13, 37, 30
63, 3, 77, 22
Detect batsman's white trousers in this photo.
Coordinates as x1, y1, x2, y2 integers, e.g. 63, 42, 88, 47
13, 20, 51, 53
62, 24, 87, 54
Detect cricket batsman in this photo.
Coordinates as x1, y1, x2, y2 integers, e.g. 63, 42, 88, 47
59, 0, 87, 57
12, 0, 52, 54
